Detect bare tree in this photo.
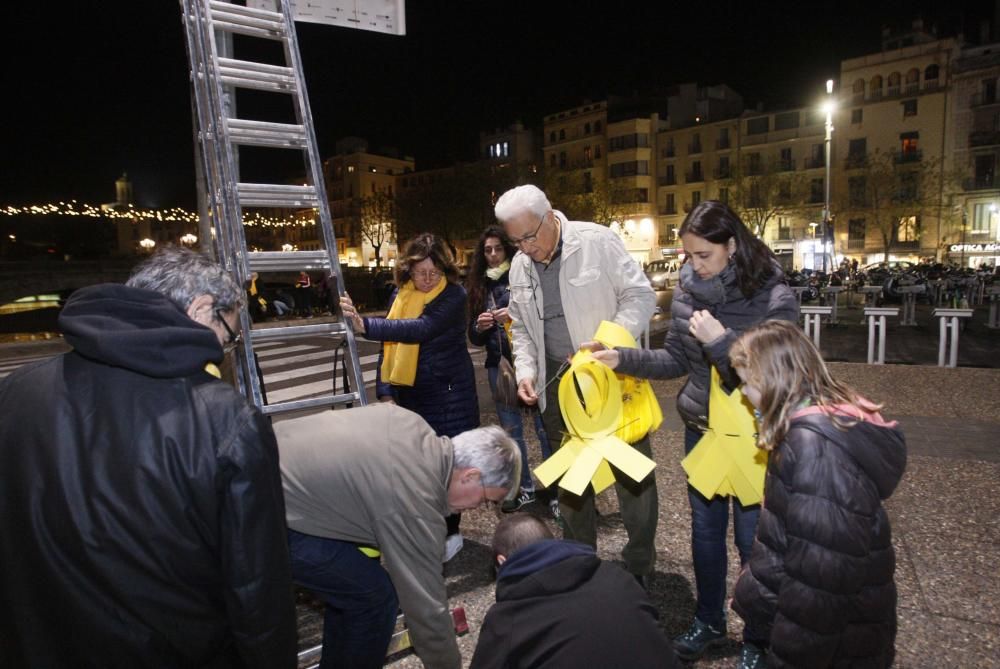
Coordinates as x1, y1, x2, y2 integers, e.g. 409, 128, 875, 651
725, 155, 809, 238
837, 148, 945, 263
358, 191, 395, 269
541, 169, 632, 225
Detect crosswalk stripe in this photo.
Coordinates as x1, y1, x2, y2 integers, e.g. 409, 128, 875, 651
265, 369, 379, 404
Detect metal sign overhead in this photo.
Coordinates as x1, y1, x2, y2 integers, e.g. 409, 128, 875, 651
247, 0, 406, 35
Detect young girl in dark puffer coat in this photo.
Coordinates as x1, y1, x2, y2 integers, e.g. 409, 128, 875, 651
729, 320, 907, 669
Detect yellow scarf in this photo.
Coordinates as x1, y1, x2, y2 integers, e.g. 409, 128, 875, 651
380, 277, 447, 386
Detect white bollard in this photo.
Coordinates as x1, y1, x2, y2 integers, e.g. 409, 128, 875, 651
801, 306, 832, 348
932, 308, 974, 367
863, 307, 898, 365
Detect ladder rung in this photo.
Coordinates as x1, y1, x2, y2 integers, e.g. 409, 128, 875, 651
209, 1, 286, 40
262, 392, 363, 416
248, 250, 331, 272
238, 183, 318, 207
228, 119, 306, 148
217, 58, 296, 93
250, 321, 348, 341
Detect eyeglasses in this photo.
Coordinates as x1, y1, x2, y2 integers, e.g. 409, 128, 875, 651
215, 309, 242, 353
411, 269, 443, 281
508, 212, 548, 248
479, 480, 501, 511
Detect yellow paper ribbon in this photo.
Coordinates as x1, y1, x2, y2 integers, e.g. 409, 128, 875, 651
681, 366, 768, 505
533, 321, 660, 496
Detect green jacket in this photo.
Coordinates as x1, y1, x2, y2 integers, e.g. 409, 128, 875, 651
275, 404, 460, 669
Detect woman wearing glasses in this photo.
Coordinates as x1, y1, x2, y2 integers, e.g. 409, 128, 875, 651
589, 200, 799, 666
341, 233, 479, 561
466, 226, 555, 519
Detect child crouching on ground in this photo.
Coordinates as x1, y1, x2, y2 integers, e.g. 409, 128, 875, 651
728, 320, 907, 669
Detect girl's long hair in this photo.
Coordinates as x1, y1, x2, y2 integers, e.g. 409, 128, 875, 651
679, 200, 778, 297
729, 320, 879, 450
465, 226, 516, 313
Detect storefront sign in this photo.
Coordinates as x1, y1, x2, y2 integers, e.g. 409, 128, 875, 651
949, 243, 1000, 253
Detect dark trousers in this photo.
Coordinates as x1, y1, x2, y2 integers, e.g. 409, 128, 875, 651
287, 529, 398, 669
683, 428, 760, 629
541, 356, 659, 576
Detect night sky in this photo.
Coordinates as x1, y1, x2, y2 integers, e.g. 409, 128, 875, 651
2, 0, 993, 210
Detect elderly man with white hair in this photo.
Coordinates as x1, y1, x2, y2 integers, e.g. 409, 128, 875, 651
276, 404, 519, 669
494, 184, 659, 588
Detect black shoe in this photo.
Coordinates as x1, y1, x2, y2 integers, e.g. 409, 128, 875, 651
738, 642, 766, 669
673, 618, 726, 661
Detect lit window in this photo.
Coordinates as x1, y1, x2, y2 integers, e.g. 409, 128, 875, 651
347, 165, 355, 173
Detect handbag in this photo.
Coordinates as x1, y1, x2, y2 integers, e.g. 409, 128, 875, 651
488, 292, 520, 408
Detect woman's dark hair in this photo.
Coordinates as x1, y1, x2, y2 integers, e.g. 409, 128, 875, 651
466, 225, 516, 313
395, 233, 460, 286
679, 200, 778, 297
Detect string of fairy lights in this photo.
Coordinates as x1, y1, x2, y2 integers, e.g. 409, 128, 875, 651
1, 201, 317, 228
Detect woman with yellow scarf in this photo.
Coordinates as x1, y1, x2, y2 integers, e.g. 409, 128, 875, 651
341, 233, 480, 561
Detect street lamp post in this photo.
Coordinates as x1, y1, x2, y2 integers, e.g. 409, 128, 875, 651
822, 79, 835, 273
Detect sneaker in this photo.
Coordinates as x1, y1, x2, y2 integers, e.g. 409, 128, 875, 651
500, 489, 536, 513
738, 642, 766, 669
443, 533, 463, 562
548, 499, 564, 527
673, 618, 726, 661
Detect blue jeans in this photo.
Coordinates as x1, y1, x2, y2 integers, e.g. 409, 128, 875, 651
287, 529, 399, 669
488, 365, 551, 491
684, 428, 760, 629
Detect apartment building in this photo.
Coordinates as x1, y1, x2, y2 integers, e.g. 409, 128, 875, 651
950, 42, 1000, 267
322, 137, 413, 266
836, 24, 955, 265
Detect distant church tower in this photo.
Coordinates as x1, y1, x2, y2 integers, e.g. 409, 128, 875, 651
115, 172, 133, 207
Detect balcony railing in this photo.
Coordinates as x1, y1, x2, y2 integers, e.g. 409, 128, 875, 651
776, 159, 795, 172
685, 171, 705, 183
713, 166, 731, 179
970, 92, 999, 107
659, 206, 678, 215
963, 175, 1000, 191
688, 143, 702, 154
658, 175, 677, 186
662, 147, 676, 158
969, 130, 1000, 148
893, 150, 923, 164
846, 238, 866, 250
845, 153, 867, 169
716, 138, 731, 150
804, 156, 824, 169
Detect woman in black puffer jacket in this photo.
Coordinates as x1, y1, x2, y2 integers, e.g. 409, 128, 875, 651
729, 320, 907, 668
590, 201, 799, 663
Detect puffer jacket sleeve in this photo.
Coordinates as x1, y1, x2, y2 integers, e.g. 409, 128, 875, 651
218, 405, 297, 669
756, 426, 882, 668
614, 321, 690, 379
364, 284, 466, 344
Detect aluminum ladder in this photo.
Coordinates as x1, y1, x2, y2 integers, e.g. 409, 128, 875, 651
179, 0, 366, 414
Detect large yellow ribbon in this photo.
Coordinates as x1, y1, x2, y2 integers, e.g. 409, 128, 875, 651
380, 277, 447, 386
682, 366, 768, 505
533, 321, 660, 496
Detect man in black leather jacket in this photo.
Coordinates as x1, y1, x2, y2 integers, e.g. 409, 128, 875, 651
0, 247, 296, 668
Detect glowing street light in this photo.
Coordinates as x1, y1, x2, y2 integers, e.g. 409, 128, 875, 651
139, 238, 156, 253
180, 233, 198, 246
821, 78, 836, 273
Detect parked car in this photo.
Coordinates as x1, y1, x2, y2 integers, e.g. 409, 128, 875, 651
644, 259, 681, 290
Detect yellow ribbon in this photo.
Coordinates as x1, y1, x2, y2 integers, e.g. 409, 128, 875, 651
533, 321, 660, 496
681, 366, 768, 505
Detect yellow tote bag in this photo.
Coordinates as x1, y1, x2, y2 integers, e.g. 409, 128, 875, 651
681, 366, 768, 506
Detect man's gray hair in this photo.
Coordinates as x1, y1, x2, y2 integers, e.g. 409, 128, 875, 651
494, 184, 551, 223
127, 245, 244, 313
452, 425, 521, 492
